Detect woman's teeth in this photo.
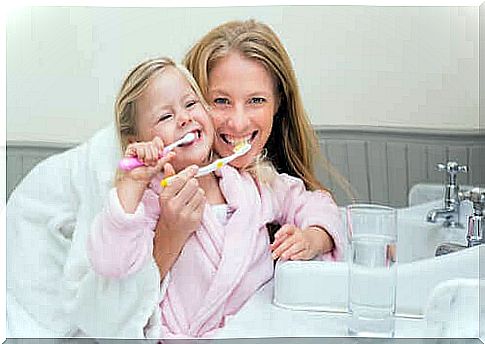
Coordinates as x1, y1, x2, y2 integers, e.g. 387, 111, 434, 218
222, 133, 255, 146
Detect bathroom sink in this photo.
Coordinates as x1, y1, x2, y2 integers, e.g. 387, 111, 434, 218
274, 244, 480, 318
217, 190, 482, 338
274, 199, 479, 319
395, 199, 469, 263
338, 199, 471, 264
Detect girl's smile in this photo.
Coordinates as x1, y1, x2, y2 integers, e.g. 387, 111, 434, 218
134, 66, 214, 172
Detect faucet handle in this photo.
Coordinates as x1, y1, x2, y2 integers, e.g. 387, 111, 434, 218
463, 187, 484, 247
462, 187, 485, 212
436, 161, 468, 186
436, 161, 468, 175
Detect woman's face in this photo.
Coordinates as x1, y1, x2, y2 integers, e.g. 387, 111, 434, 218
208, 52, 279, 168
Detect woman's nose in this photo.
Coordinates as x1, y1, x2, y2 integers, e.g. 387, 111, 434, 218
227, 104, 250, 131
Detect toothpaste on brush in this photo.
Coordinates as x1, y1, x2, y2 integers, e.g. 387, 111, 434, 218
160, 141, 251, 187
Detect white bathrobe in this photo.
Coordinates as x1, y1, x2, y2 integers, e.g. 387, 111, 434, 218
7, 124, 165, 338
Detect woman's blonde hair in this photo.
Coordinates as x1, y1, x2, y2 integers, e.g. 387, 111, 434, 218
115, 56, 208, 154
183, 19, 332, 192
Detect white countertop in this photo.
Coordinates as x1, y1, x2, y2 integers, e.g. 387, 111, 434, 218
215, 279, 431, 339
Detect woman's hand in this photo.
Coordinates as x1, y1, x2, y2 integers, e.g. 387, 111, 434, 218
153, 164, 206, 279
270, 224, 334, 261
158, 164, 206, 237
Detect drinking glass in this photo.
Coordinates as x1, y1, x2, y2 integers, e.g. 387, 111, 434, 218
346, 204, 398, 337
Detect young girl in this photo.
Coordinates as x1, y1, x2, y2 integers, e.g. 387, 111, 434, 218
87, 57, 343, 338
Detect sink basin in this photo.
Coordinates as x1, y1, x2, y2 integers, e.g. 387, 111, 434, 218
274, 199, 480, 319
338, 199, 471, 264
395, 199, 469, 263
274, 244, 480, 318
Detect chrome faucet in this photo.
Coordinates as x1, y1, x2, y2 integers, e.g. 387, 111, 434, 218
462, 187, 484, 247
435, 187, 484, 256
426, 161, 468, 227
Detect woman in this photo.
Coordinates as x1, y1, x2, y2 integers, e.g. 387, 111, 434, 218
154, 19, 343, 278
6, 19, 343, 339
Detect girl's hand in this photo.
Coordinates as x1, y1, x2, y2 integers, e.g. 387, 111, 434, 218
270, 224, 333, 261
117, 137, 174, 214
123, 137, 173, 185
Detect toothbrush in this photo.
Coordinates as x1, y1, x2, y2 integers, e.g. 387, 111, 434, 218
160, 142, 252, 187
119, 132, 196, 171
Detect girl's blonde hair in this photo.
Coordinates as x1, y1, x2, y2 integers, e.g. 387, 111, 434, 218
183, 19, 331, 192
114, 56, 209, 183
115, 56, 208, 154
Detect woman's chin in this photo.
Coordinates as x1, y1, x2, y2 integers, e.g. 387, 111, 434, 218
229, 155, 254, 169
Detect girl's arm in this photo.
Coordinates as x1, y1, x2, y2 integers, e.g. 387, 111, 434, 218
270, 174, 344, 261
271, 224, 335, 260
87, 187, 160, 278
87, 137, 176, 278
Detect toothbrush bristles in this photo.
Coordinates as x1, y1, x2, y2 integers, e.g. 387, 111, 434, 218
183, 132, 196, 144
234, 141, 248, 152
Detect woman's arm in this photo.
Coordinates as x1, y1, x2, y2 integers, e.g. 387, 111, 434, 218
153, 221, 191, 279
153, 164, 206, 279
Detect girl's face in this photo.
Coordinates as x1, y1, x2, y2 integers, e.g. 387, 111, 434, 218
135, 67, 213, 173
208, 52, 279, 169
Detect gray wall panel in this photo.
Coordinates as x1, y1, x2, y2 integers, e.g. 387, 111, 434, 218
426, 145, 447, 184
7, 128, 485, 206
367, 141, 389, 206
346, 140, 369, 204
325, 140, 350, 205
387, 142, 408, 207
469, 146, 485, 184
407, 143, 428, 192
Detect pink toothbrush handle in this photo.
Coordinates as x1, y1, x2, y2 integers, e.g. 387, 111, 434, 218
118, 157, 145, 171
118, 147, 170, 171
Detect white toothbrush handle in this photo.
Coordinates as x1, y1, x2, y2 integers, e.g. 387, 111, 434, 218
160, 144, 250, 187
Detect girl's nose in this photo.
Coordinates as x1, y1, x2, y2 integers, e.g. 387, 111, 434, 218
178, 110, 193, 128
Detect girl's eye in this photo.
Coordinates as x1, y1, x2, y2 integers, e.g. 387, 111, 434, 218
249, 97, 266, 104
213, 97, 229, 105
158, 113, 173, 122
186, 100, 198, 109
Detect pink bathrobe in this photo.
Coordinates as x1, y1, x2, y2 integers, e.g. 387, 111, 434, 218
87, 165, 343, 338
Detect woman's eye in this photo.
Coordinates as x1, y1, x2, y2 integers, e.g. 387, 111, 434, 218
213, 98, 229, 105
249, 97, 266, 104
